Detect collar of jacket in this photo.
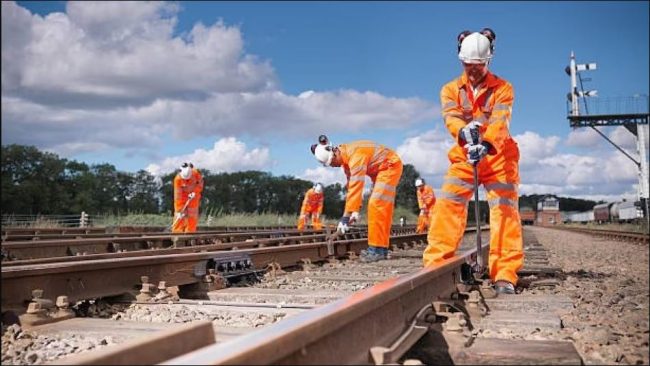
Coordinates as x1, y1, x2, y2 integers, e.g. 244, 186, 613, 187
456, 70, 500, 89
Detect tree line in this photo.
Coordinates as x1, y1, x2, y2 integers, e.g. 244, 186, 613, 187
1, 144, 423, 219
2, 144, 597, 220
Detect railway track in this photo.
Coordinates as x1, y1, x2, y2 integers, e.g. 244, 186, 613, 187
2, 226, 591, 365
546, 226, 649, 244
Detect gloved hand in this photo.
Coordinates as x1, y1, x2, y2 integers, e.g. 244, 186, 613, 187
465, 142, 489, 164
419, 209, 425, 216
459, 121, 483, 146
174, 212, 185, 220
188, 192, 196, 200
349, 212, 359, 224
337, 215, 350, 234
313, 213, 320, 220
299, 214, 306, 220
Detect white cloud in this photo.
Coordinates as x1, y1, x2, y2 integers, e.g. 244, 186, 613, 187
1, 1, 437, 157
145, 137, 270, 176
565, 128, 602, 148
513, 131, 560, 167
299, 166, 346, 187
396, 129, 452, 176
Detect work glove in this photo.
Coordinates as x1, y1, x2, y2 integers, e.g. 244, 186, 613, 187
313, 213, 320, 220
349, 212, 360, 224
419, 209, 425, 216
465, 142, 489, 165
459, 121, 482, 146
337, 215, 350, 234
188, 192, 196, 200
174, 212, 185, 221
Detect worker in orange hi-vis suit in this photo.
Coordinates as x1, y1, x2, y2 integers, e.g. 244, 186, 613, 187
173, 162, 204, 233
311, 135, 403, 263
422, 28, 523, 295
415, 178, 436, 234
297, 183, 325, 230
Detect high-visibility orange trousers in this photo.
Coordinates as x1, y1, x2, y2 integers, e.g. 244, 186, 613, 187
297, 213, 322, 230
368, 161, 403, 249
416, 214, 430, 234
173, 214, 198, 233
422, 158, 523, 285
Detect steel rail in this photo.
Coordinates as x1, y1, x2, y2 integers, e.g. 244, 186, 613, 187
1, 233, 424, 312
547, 226, 649, 244
0, 229, 338, 260
0, 231, 369, 267
163, 242, 489, 365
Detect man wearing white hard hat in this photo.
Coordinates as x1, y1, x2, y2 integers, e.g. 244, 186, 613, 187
172, 162, 204, 233
414, 178, 436, 234
298, 183, 325, 230
422, 28, 523, 295
311, 135, 403, 263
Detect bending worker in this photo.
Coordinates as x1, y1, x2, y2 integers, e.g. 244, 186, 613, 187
173, 162, 204, 233
298, 183, 325, 230
415, 178, 436, 234
311, 135, 403, 263
422, 28, 523, 295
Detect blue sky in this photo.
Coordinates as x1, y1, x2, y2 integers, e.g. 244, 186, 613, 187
2, 1, 649, 202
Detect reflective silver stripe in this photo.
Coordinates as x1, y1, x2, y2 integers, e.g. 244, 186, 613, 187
493, 103, 510, 111
370, 192, 395, 203
459, 89, 472, 111
374, 182, 396, 192
370, 149, 388, 166
488, 114, 507, 124
483, 88, 494, 109
439, 191, 469, 204
442, 101, 457, 109
488, 197, 517, 208
350, 166, 366, 175
444, 176, 474, 190
485, 182, 517, 192
474, 115, 488, 124
349, 175, 365, 182
445, 114, 471, 123
443, 112, 465, 119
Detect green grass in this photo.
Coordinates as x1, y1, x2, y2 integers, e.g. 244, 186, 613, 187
66, 206, 421, 228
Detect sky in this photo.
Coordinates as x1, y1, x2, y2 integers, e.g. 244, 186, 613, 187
2, 1, 649, 203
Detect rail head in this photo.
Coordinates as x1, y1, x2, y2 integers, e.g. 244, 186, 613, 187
162, 245, 485, 365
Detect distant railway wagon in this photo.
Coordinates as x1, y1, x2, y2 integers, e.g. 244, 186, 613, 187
564, 200, 643, 224
593, 203, 612, 224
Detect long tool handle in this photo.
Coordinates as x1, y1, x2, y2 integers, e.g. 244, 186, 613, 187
168, 196, 194, 231
472, 163, 483, 272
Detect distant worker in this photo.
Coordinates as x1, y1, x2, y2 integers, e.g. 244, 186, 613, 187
311, 135, 403, 263
415, 178, 436, 234
298, 183, 325, 230
423, 28, 523, 295
173, 162, 204, 233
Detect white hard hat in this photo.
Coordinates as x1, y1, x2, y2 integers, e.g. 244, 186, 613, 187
312, 144, 334, 167
314, 183, 323, 193
179, 163, 192, 179
458, 32, 493, 64
415, 178, 424, 187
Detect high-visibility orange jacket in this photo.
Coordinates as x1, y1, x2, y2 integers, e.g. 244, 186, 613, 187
417, 185, 436, 213
338, 140, 403, 249
174, 168, 204, 211
301, 188, 324, 215
339, 140, 402, 214
424, 70, 523, 286
173, 168, 204, 233
441, 71, 517, 164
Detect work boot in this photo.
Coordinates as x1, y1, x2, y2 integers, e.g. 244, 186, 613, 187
494, 280, 516, 295
360, 246, 388, 263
